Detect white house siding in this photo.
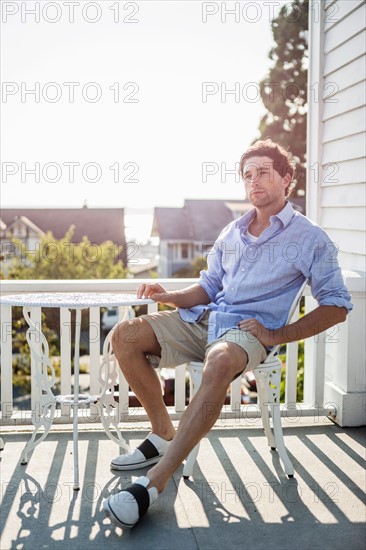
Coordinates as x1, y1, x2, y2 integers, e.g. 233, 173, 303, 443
306, 0, 366, 426
320, 0, 366, 272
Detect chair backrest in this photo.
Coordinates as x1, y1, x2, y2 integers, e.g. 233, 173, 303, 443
267, 279, 308, 360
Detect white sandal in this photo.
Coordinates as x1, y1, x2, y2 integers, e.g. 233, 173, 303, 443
110, 433, 171, 471
103, 476, 158, 528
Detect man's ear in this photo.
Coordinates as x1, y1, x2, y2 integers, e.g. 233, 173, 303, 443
283, 173, 292, 192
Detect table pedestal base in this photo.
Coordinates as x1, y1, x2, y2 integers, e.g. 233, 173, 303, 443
20, 307, 131, 490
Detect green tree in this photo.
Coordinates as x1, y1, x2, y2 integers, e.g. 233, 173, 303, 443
255, 0, 309, 196
172, 257, 208, 278
6, 226, 128, 280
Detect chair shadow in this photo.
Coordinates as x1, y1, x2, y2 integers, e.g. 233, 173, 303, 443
181, 447, 311, 526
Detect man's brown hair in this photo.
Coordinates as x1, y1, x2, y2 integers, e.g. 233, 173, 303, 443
239, 139, 295, 197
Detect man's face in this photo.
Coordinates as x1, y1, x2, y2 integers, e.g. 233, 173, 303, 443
243, 155, 290, 208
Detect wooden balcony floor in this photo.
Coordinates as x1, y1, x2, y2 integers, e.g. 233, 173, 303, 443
1, 417, 365, 550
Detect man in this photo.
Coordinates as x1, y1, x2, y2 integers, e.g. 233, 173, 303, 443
103, 139, 352, 528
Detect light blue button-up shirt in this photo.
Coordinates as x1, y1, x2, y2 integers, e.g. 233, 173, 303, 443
178, 202, 353, 342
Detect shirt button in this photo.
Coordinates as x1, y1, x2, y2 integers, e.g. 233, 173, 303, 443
241, 268, 245, 272
231, 287, 234, 291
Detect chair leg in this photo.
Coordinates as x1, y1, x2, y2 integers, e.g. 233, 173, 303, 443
255, 369, 276, 449
255, 360, 294, 478
271, 402, 294, 477
183, 443, 200, 479
183, 362, 203, 478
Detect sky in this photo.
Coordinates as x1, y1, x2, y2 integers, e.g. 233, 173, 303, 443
1, 0, 290, 241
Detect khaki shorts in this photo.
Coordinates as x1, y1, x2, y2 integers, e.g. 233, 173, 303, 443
141, 309, 267, 374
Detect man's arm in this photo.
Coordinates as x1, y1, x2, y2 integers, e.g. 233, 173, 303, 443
238, 305, 348, 348
137, 282, 211, 309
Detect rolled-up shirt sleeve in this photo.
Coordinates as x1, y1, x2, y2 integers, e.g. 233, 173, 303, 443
303, 229, 353, 312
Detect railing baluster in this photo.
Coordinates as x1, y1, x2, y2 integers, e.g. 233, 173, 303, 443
117, 306, 129, 420
304, 295, 326, 405
30, 306, 42, 414
230, 376, 242, 412
147, 302, 158, 314
0, 304, 13, 418
60, 308, 72, 418
89, 306, 101, 417
285, 303, 300, 405
175, 364, 186, 412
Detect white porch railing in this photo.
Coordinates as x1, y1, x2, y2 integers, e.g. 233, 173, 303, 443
1, 273, 364, 426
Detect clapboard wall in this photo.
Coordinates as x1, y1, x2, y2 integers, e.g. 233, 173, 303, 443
307, 0, 366, 273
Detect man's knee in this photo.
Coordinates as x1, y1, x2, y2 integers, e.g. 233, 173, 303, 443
111, 319, 142, 357
111, 318, 160, 360
203, 343, 247, 385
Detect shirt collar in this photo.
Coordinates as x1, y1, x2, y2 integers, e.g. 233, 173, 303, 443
235, 201, 295, 231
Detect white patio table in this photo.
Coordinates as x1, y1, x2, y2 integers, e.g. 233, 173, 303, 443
0, 292, 154, 490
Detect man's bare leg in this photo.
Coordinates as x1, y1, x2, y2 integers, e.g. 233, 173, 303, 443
112, 317, 175, 441
147, 341, 248, 492
103, 339, 248, 529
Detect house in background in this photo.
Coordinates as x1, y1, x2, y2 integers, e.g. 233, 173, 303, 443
0, 207, 128, 269
152, 198, 305, 277
0, 215, 44, 253
305, 0, 365, 425
151, 199, 251, 277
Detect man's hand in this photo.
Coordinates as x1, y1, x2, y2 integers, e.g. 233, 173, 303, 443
238, 306, 347, 347
237, 318, 275, 347
137, 282, 211, 309
137, 283, 177, 306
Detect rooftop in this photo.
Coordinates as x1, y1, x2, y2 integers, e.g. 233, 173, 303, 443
151, 198, 305, 242
0, 208, 126, 246
1, 417, 365, 550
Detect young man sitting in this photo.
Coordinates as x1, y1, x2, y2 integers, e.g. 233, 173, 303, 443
103, 139, 352, 529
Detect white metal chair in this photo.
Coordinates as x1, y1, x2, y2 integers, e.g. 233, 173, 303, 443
183, 281, 307, 480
